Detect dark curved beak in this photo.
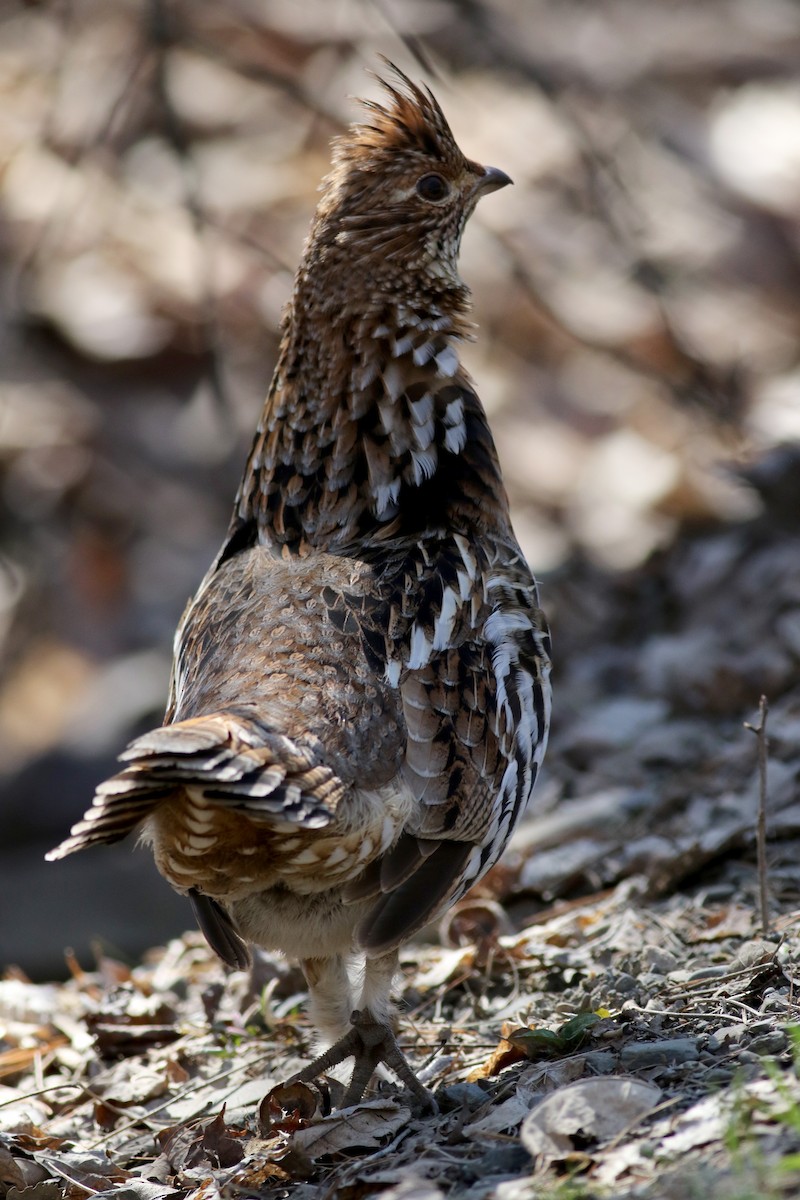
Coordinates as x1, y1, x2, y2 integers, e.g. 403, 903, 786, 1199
474, 166, 513, 196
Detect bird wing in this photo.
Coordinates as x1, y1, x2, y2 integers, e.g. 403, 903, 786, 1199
48, 545, 407, 862
348, 532, 552, 954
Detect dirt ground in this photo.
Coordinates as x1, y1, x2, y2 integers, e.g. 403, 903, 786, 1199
2, 2, 800, 1197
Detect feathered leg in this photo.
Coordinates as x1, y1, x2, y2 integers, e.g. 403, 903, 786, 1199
291, 950, 435, 1108
302, 955, 353, 1045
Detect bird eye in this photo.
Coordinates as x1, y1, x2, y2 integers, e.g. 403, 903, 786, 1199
416, 173, 449, 202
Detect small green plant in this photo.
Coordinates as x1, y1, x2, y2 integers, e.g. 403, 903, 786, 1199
717, 1028, 800, 1197
506, 1011, 604, 1060
757, 1025, 800, 1173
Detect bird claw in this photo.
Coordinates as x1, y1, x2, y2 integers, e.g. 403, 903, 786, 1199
288, 1009, 437, 1111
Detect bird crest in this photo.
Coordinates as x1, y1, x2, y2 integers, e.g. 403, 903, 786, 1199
332, 60, 470, 175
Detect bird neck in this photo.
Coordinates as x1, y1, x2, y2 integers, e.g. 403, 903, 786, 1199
231, 291, 511, 558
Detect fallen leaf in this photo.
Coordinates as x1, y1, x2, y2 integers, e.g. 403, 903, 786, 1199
520, 1077, 661, 1164
288, 1099, 410, 1158
1, 1125, 66, 1152
687, 905, 755, 941
258, 1081, 324, 1134
409, 947, 473, 992
466, 1036, 524, 1082
165, 1059, 190, 1086
33, 1149, 131, 1193
6, 1182, 62, 1200
101, 1184, 181, 1200
464, 1059, 587, 1138
90, 1063, 169, 1109
376, 1177, 446, 1200
0, 1040, 69, 1082
156, 1109, 245, 1172
0, 1145, 50, 1192
228, 1158, 294, 1190
468, 1013, 602, 1082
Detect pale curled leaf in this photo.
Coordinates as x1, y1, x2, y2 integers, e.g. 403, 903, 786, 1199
288, 1099, 410, 1157
94, 1184, 181, 1200
520, 1078, 661, 1163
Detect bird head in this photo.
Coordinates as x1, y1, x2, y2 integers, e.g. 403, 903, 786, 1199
306, 63, 511, 299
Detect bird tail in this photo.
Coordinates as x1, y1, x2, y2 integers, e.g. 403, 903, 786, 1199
46, 711, 342, 862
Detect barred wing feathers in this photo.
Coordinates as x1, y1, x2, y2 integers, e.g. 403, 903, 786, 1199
345, 534, 551, 954
45, 712, 345, 861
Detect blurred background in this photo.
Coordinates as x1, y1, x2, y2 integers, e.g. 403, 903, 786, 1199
2, 0, 799, 978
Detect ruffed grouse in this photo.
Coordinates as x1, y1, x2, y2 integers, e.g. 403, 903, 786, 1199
48, 65, 552, 1108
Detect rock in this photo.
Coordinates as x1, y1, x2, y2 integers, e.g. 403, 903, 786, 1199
703, 1067, 734, 1084
748, 1031, 788, 1056
620, 1039, 700, 1069
641, 945, 679, 974
582, 1050, 617, 1074
439, 1083, 489, 1113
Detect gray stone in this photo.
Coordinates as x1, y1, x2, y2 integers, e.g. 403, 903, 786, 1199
748, 1031, 788, 1056
611, 972, 639, 996
439, 1082, 490, 1112
582, 1050, 616, 1074
620, 1038, 700, 1069
704, 1067, 734, 1084
686, 965, 730, 982
642, 945, 679, 974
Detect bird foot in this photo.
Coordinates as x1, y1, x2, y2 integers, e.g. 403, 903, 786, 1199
288, 1009, 437, 1110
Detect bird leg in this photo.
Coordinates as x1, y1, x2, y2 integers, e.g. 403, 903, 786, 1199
289, 1009, 435, 1109
291, 950, 436, 1109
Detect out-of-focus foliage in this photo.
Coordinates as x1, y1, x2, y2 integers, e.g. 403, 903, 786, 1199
1, 0, 799, 974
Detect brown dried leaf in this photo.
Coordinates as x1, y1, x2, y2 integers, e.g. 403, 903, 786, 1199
0, 1146, 48, 1192
228, 1158, 294, 1190
85, 989, 179, 1058
164, 1058, 190, 1086
0, 1127, 67, 1155
467, 1020, 528, 1081
258, 1080, 324, 1134
439, 898, 512, 948
156, 1109, 245, 1173
0, 1050, 50, 1084
466, 1037, 524, 1082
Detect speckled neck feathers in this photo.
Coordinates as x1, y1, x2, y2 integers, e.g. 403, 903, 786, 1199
231, 69, 510, 558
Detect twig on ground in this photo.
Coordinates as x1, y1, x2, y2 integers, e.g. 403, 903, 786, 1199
744, 695, 771, 937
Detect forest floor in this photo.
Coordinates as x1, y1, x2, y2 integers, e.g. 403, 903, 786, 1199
3, 493, 800, 1200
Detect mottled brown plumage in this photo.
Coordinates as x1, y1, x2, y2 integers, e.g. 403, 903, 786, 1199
48, 64, 552, 1108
